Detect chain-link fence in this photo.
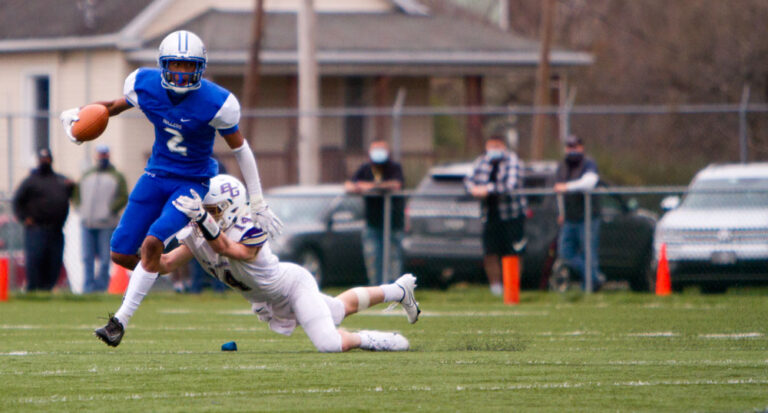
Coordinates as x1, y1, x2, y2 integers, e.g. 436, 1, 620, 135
3, 102, 768, 294
3, 102, 768, 194
6, 182, 768, 294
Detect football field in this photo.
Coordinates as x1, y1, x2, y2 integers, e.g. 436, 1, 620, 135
1, 286, 767, 412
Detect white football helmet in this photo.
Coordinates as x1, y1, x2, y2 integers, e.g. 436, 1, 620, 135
157, 30, 207, 93
203, 174, 248, 231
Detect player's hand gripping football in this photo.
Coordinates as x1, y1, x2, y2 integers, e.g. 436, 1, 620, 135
172, 189, 206, 221
59, 107, 83, 145
250, 195, 283, 238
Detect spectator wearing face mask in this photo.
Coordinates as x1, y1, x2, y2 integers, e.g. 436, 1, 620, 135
345, 140, 405, 285
466, 135, 526, 297
12, 148, 75, 291
553, 135, 602, 291
72, 145, 129, 293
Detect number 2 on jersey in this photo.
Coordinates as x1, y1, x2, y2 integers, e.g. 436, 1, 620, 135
164, 127, 188, 156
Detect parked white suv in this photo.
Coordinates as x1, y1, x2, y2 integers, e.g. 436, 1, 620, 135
654, 163, 768, 292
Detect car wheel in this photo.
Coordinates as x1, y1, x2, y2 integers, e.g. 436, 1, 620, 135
298, 248, 324, 287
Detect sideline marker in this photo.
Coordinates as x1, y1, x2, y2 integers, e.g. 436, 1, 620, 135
502, 255, 520, 305
0, 257, 8, 301
656, 244, 672, 296
108, 265, 130, 295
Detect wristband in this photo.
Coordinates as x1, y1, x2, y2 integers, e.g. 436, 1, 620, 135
196, 212, 221, 240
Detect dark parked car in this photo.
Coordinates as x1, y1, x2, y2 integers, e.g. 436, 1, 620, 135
402, 162, 658, 291
265, 185, 367, 287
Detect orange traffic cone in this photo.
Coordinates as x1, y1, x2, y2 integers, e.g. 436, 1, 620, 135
0, 257, 8, 302
108, 265, 130, 295
656, 244, 672, 296
502, 255, 520, 305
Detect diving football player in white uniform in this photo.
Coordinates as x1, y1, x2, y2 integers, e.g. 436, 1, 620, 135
105, 174, 420, 352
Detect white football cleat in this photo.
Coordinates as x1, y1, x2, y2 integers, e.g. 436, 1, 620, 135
395, 273, 421, 324
359, 330, 410, 351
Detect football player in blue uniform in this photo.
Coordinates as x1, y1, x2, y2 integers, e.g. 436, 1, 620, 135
60, 30, 283, 346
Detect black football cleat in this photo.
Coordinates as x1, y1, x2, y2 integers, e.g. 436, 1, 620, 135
94, 315, 124, 347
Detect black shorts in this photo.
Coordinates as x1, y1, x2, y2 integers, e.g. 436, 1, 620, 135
482, 216, 525, 256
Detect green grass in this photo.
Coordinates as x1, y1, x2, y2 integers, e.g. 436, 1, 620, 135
1, 287, 767, 412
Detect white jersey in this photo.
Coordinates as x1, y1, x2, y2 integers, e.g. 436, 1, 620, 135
177, 214, 289, 303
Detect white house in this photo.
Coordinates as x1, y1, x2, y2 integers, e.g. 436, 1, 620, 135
0, 0, 591, 193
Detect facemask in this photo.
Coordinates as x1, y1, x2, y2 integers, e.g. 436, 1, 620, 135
98, 159, 110, 170
370, 148, 389, 164
565, 151, 584, 165
487, 150, 504, 161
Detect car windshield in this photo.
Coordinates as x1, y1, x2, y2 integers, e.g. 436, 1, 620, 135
417, 175, 468, 195
682, 177, 768, 208
266, 196, 332, 224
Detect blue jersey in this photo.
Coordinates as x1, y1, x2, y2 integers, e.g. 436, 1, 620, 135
123, 68, 240, 179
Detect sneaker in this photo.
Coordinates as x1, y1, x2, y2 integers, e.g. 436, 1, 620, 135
94, 315, 124, 347
395, 273, 421, 324
359, 330, 410, 351
549, 259, 572, 293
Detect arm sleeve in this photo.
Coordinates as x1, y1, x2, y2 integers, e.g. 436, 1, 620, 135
232, 140, 263, 199
565, 171, 599, 191
11, 180, 29, 222
465, 157, 482, 191
503, 155, 522, 193
210, 94, 241, 134
123, 69, 140, 108
240, 226, 268, 247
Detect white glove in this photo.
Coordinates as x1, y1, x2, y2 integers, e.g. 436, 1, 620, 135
59, 107, 83, 145
250, 195, 283, 238
172, 189, 205, 221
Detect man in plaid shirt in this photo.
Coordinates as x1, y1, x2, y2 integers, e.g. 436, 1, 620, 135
466, 135, 526, 297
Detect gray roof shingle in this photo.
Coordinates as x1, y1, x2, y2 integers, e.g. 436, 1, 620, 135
0, 0, 153, 40
149, 10, 542, 53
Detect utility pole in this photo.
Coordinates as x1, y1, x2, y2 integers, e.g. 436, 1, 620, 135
530, 0, 555, 160
242, 0, 265, 144
498, 0, 510, 31
298, 0, 320, 185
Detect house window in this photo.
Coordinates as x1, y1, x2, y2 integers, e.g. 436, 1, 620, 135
344, 77, 365, 152
32, 75, 50, 151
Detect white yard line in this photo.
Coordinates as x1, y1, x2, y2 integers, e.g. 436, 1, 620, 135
700, 332, 763, 339
626, 332, 678, 337
15, 378, 768, 405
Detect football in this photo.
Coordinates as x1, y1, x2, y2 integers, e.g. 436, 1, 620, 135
71, 104, 109, 142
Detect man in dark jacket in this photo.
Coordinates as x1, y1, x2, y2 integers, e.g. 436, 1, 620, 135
344, 140, 405, 285
12, 148, 74, 291
554, 135, 602, 291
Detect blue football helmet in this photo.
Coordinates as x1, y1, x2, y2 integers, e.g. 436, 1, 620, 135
157, 30, 207, 93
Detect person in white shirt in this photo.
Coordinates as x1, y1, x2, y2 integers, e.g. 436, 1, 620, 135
95, 174, 420, 352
